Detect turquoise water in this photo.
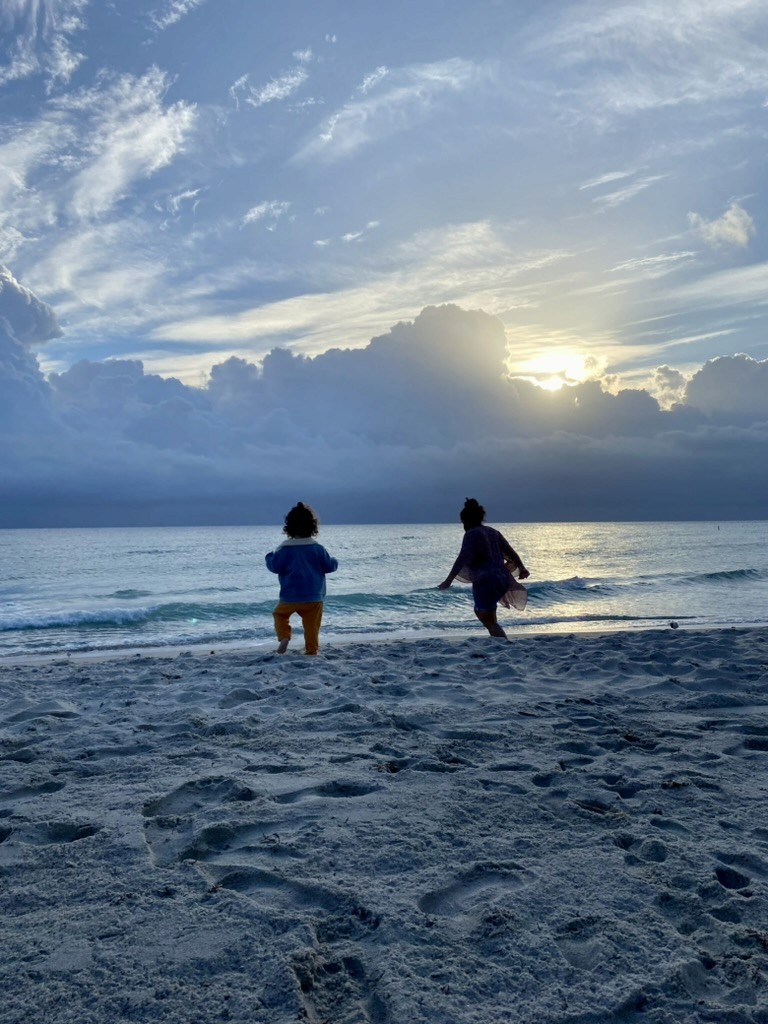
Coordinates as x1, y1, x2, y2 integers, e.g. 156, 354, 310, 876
0, 522, 766, 657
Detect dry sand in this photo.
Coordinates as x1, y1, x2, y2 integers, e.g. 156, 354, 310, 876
2, 626, 768, 1023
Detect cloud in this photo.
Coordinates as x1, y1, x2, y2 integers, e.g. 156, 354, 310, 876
0, 0, 87, 91
2, 283, 768, 525
150, 220, 571, 357
359, 66, 389, 94
242, 200, 291, 228
230, 55, 310, 110
0, 264, 62, 347
535, 0, 768, 119
684, 353, 768, 419
650, 364, 687, 408
57, 68, 198, 220
150, 0, 209, 31
165, 187, 204, 217
579, 171, 636, 190
0, 264, 61, 431
610, 252, 695, 277
688, 201, 755, 248
296, 58, 489, 162
665, 259, 768, 311
0, 118, 67, 252
592, 175, 666, 208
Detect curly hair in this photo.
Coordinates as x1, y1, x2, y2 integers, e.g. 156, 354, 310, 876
459, 497, 486, 530
283, 501, 319, 538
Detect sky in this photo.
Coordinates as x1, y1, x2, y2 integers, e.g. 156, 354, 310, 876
1, 0, 767, 526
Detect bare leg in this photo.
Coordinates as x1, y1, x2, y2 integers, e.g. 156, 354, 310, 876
273, 604, 292, 654
475, 609, 507, 639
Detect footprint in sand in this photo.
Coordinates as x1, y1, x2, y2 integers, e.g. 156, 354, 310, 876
143, 776, 257, 818
1, 698, 79, 726
0, 780, 65, 802
272, 780, 381, 804
614, 833, 668, 865
554, 916, 607, 970
182, 817, 319, 865
293, 949, 390, 1024
418, 862, 536, 917
142, 776, 258, 866
22, 822, 100, 846
204, 864, 343, 913
143, 774, 382, 866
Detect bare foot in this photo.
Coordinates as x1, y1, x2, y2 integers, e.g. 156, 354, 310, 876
277, 638, 289, 654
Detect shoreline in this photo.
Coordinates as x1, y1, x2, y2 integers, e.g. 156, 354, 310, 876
0, 618, 762, 669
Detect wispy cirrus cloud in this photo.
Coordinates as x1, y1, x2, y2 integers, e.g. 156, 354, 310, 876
149, 220, 570, 370
688, 201, 755, 248
229, 50, 312, 110
0, 0, 87, 91
610, 252, 695, 277
149, 0, 208, 31
592, 174, 666, 208
537, 0, 768, 118
241, 200, 291, 228
52, 67, 197, 220
296, 57, 491, 162
579, 170, 636, 191
358, 66, 389, 94
667, 260, 768, 310
0, 118, 70, 254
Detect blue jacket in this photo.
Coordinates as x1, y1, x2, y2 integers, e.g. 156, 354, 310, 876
265, 538, 338, 602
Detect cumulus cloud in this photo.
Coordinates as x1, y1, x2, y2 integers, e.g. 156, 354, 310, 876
0, 264, 61, 431
688, 201, 755, 248
684, 353, 768, 420
1, 283, 767, 525
650, 364, 687, 408
0, 0, 87, 91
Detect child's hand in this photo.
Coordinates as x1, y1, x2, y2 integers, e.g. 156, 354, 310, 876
518, 567, 530, 580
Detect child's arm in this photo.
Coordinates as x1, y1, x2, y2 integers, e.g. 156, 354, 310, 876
438, 534, 473, 588
500, 535, 530, 579
265, 549, 283, 573
321, 548, 338, 574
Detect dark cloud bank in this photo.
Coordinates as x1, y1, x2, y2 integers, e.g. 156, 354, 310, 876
1, 264, 767, 527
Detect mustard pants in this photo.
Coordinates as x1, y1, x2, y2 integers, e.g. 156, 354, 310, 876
273, 601, 324, 655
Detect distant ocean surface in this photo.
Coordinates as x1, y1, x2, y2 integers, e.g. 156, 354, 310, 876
1, 522, 766, 658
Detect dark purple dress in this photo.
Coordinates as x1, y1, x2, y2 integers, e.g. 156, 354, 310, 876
449, 525, 528, 612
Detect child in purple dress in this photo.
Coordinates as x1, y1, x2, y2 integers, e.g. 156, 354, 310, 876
438, 498, 530, 639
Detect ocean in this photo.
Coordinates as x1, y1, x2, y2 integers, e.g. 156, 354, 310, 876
1, 521, 766, 658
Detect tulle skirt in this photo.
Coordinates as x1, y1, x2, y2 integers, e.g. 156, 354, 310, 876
457, 563, 528, 613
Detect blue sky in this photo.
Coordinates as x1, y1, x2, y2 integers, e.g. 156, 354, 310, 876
1, 0, 767, 525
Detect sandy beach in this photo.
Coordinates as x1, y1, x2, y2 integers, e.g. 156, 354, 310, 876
2, 626, 768, 1023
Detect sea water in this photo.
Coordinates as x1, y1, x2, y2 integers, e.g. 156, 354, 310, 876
0, 521, 766, 658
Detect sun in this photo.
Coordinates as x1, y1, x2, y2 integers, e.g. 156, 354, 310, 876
513, 349, 594, 391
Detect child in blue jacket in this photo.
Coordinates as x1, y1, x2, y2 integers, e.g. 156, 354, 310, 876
265, 502, 338, 655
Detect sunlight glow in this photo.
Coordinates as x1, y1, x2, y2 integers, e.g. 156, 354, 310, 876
514, 349, 594, 391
